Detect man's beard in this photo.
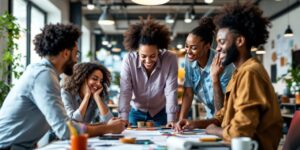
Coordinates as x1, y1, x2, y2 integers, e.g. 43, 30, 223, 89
63, 55, 75, 76
222, 43, 239, 66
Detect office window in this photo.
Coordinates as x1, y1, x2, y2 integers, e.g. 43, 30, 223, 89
12, 0, 47, 83
30, 7, 45, 64
82, 25, 91, 62
12, 0, 27, 83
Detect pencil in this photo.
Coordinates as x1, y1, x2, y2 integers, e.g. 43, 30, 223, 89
199, 137, 222, 142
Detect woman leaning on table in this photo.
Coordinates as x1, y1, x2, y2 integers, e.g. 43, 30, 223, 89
118, 16, 179, 127
61, 62, 113, 123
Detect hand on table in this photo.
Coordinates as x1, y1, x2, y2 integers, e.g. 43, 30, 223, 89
107, 117, 126, 134
173, 119, 195, 132
205, 123, 223, 137
166, 121, 176, 128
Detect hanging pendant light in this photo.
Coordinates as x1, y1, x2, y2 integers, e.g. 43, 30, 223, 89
255, 45, 266, 55
87, 0, 95, 10
284, 0, 294, 37
98, 6, 115, 25
131, 0, 170, 5
284, 25, 294, 37
184, 11, 192, 23
204, 0, 214, 4
165, 13, 174, 24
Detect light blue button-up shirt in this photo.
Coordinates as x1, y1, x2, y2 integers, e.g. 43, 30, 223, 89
0, 59, 80, 149
184, 49, 235, 118
61, 88, 113, 123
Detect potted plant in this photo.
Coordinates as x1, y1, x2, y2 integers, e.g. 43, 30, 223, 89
0, 12, 24, 107
278, 66, 300, 103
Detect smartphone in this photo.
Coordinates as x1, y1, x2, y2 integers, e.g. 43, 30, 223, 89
99, 135, 124, 140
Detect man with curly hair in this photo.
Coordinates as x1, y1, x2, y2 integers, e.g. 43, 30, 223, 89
0, 23, 125, 150
175, 2, 282, 150
119, 17, 178, 127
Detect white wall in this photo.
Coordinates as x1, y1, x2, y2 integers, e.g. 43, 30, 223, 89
259, 0, 298, 18
263, 6, 300, 95
50, 0, 70, 23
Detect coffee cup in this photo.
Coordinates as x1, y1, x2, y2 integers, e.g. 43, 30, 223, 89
231, 137, 258, 150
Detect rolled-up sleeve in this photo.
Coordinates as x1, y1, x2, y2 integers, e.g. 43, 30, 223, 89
183, 56, 193, 88
164, 54, 179, 122
99, 109, 114, 122
61, 89, 83, 122
31, 70, 71, 139
118, 55, 133, 120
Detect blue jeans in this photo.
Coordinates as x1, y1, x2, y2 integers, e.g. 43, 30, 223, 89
129, 108, 167, 127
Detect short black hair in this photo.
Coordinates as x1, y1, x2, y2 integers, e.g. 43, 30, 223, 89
190, 17, 216, 45
33, 23, 81, 57
214, 2, 271, 49
123, 16, 170, 51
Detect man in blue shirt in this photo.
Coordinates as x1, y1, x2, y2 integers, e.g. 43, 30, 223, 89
0, 23, 125, 150
178, 17, 234, 120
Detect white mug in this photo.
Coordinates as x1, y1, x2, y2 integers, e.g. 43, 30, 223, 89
231, 137, 258, 150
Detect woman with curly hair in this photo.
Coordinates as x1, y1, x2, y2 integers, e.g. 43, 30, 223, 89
178, 17, 234, 121
175, 2, 282, 150
118, 17, 178, 127
62, 62, 113, 123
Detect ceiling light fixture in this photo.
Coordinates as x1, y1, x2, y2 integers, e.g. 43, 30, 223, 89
98, 6, 115, 25
184, 7, 195, 23
87, 0, 95, 10
284, 25, 294, 37
131, 0, 170, 5
102, 36, 109, 45
165, 13, 174, 24
190, 6, 196, 20
184, 11, 192, 23
284, 0, 294, 37
255, 45, 266, 55
204, 0, 214, 4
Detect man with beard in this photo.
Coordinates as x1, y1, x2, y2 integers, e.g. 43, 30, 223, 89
0, 24, 125, 150
174, 2, 282, 150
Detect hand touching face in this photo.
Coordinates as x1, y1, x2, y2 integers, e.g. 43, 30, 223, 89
87, 70, 103, 94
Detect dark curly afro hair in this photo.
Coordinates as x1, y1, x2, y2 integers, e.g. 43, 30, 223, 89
63, 62, 111, 99
33, 23, 81, 57
190, 17, 216, 45
123, 16, 171, 51
214, 2, 271, 49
